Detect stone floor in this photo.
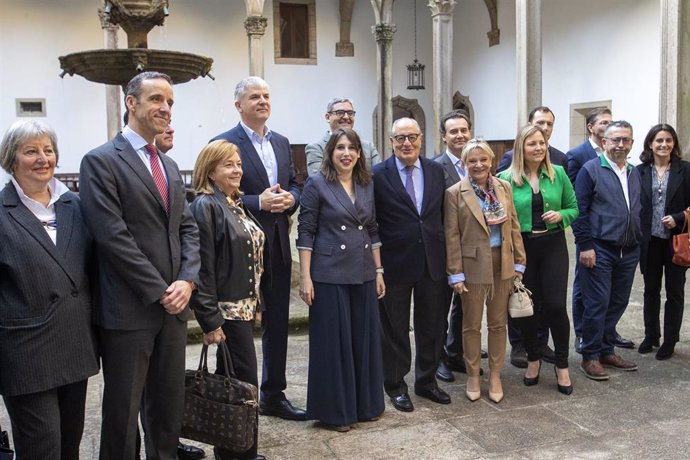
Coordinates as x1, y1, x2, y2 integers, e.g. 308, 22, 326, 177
3, 233, 690, 459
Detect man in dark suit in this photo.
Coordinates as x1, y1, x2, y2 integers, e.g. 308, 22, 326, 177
210, 76, 305, 421
373, 117, 452, 412
496, 106, 567, 174
432, 110, 479, 383
79, 72, 201, 459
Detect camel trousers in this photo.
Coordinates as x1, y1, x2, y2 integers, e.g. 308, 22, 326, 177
460, 248, 513, 377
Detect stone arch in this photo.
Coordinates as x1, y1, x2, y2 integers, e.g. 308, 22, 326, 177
453, 91, 475, 128
373, 95, 427, 158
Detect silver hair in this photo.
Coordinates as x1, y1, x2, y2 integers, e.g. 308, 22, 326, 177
391, 117, 421, 135
326, 97, 354, 112
234, 76, 270, 101
604, 120, 633, 137
0, 119, 59, 174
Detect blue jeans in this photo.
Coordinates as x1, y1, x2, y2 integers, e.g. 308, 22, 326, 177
579, 240, 639, 360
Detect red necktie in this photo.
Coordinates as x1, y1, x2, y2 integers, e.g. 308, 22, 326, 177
144, 144, 169, 212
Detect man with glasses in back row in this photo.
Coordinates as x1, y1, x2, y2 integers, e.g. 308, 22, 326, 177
305, 97, 379, 175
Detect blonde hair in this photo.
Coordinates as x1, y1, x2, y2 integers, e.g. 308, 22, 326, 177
460, 139, 495, 165
507, 125, 554, 186
192, 140, 241, 199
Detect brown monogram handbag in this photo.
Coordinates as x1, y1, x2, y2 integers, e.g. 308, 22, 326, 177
181, 343, 258, 452
672, 209, 690, 267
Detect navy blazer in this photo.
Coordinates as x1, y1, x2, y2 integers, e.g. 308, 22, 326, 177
211, 123, 301, 267
296, 174, 379, 284
433, 151, 462, 189
0, 183, 98, 396
497, 146, 568, 174
79, 133, 201, 329
567, 140, 598, 184
373, 156, 447, 284
637, 159, 690, 269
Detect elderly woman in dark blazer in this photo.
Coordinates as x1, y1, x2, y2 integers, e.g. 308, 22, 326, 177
189, 139, 266, 460
444, 139, 526, 404
636, 124, 690, 360
297, 128, 385, 432
0, 120, 99, 458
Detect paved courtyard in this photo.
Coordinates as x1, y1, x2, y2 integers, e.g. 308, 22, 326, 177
3, 233, 690, 459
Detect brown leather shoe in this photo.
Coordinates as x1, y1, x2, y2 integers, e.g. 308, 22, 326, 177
600, 353, 638, 371
580, 359, 609, 380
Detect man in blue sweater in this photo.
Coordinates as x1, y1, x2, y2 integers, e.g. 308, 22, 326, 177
572, 120, 642, 381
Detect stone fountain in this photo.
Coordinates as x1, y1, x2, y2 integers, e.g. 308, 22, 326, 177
59, 0, 213, 86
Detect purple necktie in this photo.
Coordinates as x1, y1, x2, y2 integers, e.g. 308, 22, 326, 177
404, 165, 417, 208
145, 144, 169, 212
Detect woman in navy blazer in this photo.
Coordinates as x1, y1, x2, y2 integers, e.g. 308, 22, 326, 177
0, 120, 98, 458
636, 124, 690, 360
297, 128, 385, 432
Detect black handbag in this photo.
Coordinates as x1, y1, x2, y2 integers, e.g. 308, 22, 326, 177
0, 423, 13, 460
181, 343, 258, 452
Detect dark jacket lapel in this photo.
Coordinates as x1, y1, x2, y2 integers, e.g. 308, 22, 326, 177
325, 178, 360, 222
115, 134, 168, 215
666, 159, 683, 207
384, 156, 417, 215
236, 123, 271, 188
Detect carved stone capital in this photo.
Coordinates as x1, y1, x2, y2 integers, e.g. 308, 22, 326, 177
244, 15, 268, 36
336, 41, 354, 57
487, 28, 500, 47
427, 0, 457, 16
372, 23, 397, 42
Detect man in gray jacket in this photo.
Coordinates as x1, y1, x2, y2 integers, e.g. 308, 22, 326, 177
306, 97, 379, 174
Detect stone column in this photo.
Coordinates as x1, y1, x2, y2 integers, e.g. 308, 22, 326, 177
428, 1, 457, 153
660, 0, 690, 157
99, 9, 121, 139
336, 0, 355, 56
373, 23, 396, 158
515, 0, 541, 129
244, 16, 268, 77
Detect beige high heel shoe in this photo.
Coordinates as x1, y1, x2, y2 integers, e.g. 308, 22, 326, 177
465, 375, 481, 401
488, 373, 503, 404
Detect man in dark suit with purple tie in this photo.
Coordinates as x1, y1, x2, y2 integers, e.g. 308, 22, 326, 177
210, 76, 305, 421
373, 117, 452, 412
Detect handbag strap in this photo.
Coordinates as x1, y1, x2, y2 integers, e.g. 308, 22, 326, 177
682, 208, 690, 234
197, 343, 238, 379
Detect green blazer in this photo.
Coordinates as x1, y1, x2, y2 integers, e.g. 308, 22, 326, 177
498, 165, 578, 232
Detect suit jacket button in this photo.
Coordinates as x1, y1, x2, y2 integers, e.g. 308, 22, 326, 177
49, 294, 59, 302
340, 244, 346, 250
365, 244, 369, 248
71, 291, 78, 297
358, 225, 363, 230
341, 225, 346, 230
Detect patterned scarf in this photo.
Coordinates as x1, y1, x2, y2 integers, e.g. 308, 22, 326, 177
469, 176, 507, 225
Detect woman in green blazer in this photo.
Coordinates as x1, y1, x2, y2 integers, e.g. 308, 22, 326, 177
498, 124, 578, 395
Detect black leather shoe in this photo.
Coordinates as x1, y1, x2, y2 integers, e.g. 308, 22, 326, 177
540, 345, 556, 364
510, 343, 528, 368
436, 361, 455, 382
574, 336, 583, 354
481, 349, 488, 359
178, 442, 205, 460
638, 337, 659, 354
656, 342, 676, 360
523, 360, 541, 386
259, 398, 307, 421
415, 386, 451, 404
554, 366, 573, 395
613, 333, 635, 349
389, 393, 414, 412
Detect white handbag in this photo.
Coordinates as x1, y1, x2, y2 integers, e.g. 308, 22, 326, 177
508, 279, 534, 318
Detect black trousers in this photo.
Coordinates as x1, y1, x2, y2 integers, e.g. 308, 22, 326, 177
513, 231, 571, 368
99, 315, 187, 460
260, 235, 292, 403
214, 320, 259, 460
642, 236, 688, 343
443, 294, 464, 365
3, 379, 88, 460
379, 272, 451, 396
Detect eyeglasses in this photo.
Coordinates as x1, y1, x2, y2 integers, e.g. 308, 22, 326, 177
605, 137, 633, 146
392, 133, 421, 144
329, 110, 356, 118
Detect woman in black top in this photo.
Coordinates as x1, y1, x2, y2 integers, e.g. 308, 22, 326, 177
636, 124, 690, 360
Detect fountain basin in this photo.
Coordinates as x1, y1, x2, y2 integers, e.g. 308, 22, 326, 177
59, 48, 213, 86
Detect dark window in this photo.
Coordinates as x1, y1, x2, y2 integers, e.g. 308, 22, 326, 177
279, 3, 309, 58
20, 101, 44, 112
